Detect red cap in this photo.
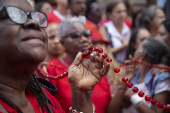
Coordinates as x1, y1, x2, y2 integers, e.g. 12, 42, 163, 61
90, 30, 110, 45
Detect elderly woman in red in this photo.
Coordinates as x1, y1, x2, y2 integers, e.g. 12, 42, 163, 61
0, 0, 110, 113
47, 17, 112, 113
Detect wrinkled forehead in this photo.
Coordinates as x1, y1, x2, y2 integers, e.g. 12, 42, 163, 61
0, 0, 34, 12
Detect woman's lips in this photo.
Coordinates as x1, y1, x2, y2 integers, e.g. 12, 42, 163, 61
22, 38, 45, 45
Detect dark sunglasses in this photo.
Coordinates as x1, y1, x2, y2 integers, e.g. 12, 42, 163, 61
69, 30, 92, 39
0, 6, 48, 28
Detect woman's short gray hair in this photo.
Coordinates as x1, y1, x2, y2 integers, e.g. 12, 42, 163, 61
57, 16, 86, 40
142, 37, 170, 65
139, 5, 159, 30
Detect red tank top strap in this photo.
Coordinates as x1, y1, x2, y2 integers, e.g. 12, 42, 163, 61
26, 89, 42, 113
0, 98, 17, 113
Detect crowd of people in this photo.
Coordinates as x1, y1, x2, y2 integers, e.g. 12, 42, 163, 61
0, 0, 170, 113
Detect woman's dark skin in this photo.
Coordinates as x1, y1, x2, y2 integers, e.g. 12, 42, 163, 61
0, 0, 110, 113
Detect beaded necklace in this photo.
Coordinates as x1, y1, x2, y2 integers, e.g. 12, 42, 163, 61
37, 47, 170, 111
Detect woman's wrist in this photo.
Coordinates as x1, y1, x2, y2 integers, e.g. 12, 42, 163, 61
71, 87, 93, 113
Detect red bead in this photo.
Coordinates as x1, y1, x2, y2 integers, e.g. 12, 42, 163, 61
82, 52, 88, 59
122, 77, 128, 83
132, 87, 139, 93
157, 102, 164, 109
63, 71, 68, 76
102, 53, 108, 59
141, 61, 145, 65
145, 95, 151, 101
93, 47, 98, 51
138, 91, 145, 97
151, 99, 157, 105
127, 82, 133, 88
106, 57, 112, 63
165, 105, 170, 111
165, 67, 168, 70
88, 47, 93, 51
134, 60, 138, 63
152, 64, 157, 68
125, 63, 129, 66
114, 67, 120, 73
86, 50, 92, 55
98, 48, 103, 53
147, 63, 151, 67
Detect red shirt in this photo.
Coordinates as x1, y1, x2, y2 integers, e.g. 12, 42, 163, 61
47, 58, 111, 113
47, 10, 63, 24
47, 11, 98, 31
0, 88, 65, 113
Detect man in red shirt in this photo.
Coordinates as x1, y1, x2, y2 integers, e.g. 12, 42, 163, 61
47, 0, 69, 24
47, 0, 98, 31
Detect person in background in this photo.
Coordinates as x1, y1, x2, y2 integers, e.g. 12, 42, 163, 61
47, 0, 69, 24
156, 20, 170, 47
99, 1, 131, 63
47, 0, 97, 31
139, 5, 165, 37
131, 10, 143, 29
126, 28, 151, 59
152, 20, 170, 74
107, 37, 170, 113
0, 0, 110, 113
123, 0, 135, 28
45, 23, 66, 61
98, 0, 134, 29
86, 2, 103, 25
35, 1, 53, 14
36, 23, 66, 79
47, 16, 111, 113
91, 30, 122, 97
67, 0, 98, 31
46, 0, 57, 8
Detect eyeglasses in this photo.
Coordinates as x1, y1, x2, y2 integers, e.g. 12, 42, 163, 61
69, 30, 92, 39
0, 6, 48, 28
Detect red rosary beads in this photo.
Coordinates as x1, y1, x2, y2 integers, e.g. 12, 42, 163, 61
37, 66, 68, 80
37, 46, 170, 111
81, 47, 170, 111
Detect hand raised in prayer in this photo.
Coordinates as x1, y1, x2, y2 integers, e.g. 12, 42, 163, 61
68, 44, 110, 91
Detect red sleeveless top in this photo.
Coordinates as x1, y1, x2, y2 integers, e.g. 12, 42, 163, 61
0, 88, 65, 113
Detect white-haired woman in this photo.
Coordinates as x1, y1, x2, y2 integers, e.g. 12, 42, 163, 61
47, 16, 112, 113
139, 5, 165, 37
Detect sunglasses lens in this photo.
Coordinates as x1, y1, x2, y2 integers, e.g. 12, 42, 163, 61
71, 32, 81, 38
31, 12, 48, 28
84, 30, 91, 37
7, 7, 27, 24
